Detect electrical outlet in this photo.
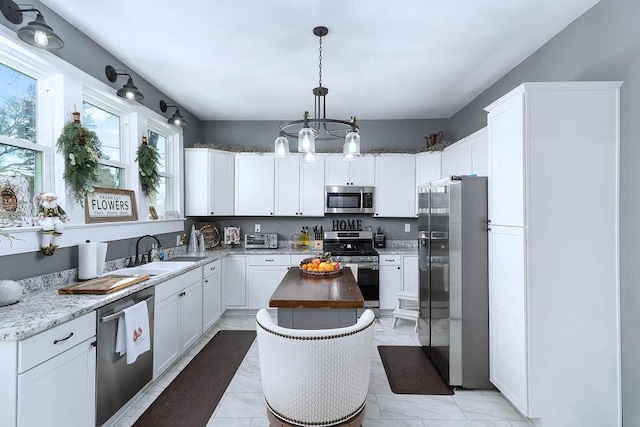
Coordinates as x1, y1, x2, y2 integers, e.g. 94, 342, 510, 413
255, 223, 261, 233
405, 223, 411, 232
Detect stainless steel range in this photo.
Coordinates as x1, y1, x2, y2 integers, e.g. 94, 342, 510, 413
323, 231, 379, 314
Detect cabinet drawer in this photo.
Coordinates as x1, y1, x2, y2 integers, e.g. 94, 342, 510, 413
380, 255, 401, 265
247, 255, 290, 266
203, 259, 221, 278
155, 268, 201, 302
18, 311, 96, 373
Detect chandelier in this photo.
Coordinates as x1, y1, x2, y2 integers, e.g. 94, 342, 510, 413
275, 26, 360, 163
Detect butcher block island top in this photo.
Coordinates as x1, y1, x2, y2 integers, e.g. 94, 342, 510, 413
270, 267, 364, 309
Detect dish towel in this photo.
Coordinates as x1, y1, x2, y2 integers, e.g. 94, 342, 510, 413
115, 300, 151, 364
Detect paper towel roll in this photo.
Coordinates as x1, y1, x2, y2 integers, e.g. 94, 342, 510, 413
78, 241, 109, 280
78, 242, 98, 281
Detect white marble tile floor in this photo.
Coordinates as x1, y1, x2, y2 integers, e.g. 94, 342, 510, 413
111, 314, 530, 427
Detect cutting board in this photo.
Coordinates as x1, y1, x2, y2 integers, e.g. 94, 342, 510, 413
58, 274, 150, 295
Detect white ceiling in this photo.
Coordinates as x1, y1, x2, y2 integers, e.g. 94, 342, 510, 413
40, 0, 599, 122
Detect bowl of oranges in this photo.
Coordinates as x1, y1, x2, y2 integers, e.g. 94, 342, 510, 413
300, 253, 341, 276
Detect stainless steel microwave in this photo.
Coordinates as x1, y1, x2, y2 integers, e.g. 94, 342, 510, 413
325, 186, 375, 214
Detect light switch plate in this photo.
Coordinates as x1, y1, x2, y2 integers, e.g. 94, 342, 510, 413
255, 224, 261, 233
405, 224, 411, 232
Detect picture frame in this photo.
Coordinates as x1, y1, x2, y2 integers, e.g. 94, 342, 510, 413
84, 187, 138, 223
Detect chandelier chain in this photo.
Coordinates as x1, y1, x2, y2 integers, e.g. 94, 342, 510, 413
318, 34, 323, 88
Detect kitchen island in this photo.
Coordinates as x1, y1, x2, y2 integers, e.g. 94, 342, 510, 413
269, 267, 364, 329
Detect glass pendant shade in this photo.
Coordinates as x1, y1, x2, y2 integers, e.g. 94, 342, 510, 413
298, 126, 316, 153
343, 130, 361, 161
302, 151, 316, 164
274, 135, 290, 158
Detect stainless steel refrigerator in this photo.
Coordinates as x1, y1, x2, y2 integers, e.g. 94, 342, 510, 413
417, 175, 492, 389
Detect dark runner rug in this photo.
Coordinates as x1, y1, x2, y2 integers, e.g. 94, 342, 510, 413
134, 330, 256, 427
378, 345, 454, 395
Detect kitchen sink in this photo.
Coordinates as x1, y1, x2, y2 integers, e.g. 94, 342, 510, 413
107, 267, 177, 277
165, 256, 209, 262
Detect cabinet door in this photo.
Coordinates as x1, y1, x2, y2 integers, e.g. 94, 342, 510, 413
223, 255, 247, 308
18, 338, 96, 427
351, 155, 375, 186
325, 155, 351, 186
179, 281, 203, 353
402, 255, 419, 295
275, 156, 302, 216
374, 156, 416, 217
471, 128, 489, 177
379, 263, 403, 310
247, 264, 289, 309
153, 294, 180, 378
488, 93, 525, 227
235, 154, 275, 215
441, 140, 472, 178
184, 148, 213, 216
488, 225, 528, 416
299, 155, 325, 216
212, 152, 235, 215
202, 262, 222, 331
416, 152, 442, 216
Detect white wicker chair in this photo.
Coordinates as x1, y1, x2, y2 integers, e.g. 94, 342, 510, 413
256, 308, 375, 427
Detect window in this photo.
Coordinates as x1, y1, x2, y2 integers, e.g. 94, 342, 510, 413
0, 61, 45, 200
82, 100, 126, 188
147, 126, 174, 215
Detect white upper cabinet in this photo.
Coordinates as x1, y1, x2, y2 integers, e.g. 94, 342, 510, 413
470, 127, 489, 177
440, 127, 488, 179
275, 154, 325, 216
325, 155, 375, 186
441, 139, 472, 177
234, 153, 275, 216
184, 148, 234, 216
415, 151, 442, 216
374, 155, 416, 217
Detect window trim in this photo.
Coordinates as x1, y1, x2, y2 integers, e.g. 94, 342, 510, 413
147, 119, 178, 213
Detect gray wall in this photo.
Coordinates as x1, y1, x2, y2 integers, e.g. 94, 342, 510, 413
446, 0, 639, 424
202, 118, 450, 151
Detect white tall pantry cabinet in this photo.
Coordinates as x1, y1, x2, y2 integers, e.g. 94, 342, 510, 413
485, 82, 621, 426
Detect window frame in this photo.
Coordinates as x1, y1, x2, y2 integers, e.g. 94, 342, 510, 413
82, 88, 131, 189
147, 119, 178, 213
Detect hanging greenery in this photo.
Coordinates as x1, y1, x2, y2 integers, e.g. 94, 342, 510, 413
55, 112, 102, 206
136, 136, 160, 198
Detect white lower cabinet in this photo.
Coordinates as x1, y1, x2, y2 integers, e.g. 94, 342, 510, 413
379, 255, 403, 310
402, 255, 418, 294
12, 312, 97, 427
247, 255, 290, 309
223, 255, 247, 308
153, 268, 203, 379
202, 259, 222, 331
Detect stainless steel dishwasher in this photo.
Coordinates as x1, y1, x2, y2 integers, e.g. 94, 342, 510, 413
96, 287, 154, 426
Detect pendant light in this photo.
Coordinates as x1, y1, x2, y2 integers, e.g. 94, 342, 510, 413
276, 26, 360, 162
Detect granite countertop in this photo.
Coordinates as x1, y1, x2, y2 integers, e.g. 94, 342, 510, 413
0, 242, 417, 341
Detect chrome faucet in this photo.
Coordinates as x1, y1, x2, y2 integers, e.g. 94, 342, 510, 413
131, 234, 161, 266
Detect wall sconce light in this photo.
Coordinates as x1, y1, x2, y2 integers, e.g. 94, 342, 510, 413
0, 0, 64, 49
159, 100, 188, 127
105, 65, 144, 102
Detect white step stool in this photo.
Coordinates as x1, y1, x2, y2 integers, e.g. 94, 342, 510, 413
392, 291, 420, 332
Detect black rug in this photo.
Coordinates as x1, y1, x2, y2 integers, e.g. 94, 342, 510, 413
378, 345, 454, 395
134, 330, 256, 427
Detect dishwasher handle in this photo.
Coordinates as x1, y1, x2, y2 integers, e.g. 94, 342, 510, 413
100, 296, 154, 323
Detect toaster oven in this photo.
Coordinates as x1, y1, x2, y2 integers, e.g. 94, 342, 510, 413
244, 233, 278, 249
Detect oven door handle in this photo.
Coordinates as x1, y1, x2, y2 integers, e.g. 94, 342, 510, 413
354, 263, 378, 270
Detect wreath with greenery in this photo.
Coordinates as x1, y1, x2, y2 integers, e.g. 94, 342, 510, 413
55, 112, 102, 206
136, 136, 160, 198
